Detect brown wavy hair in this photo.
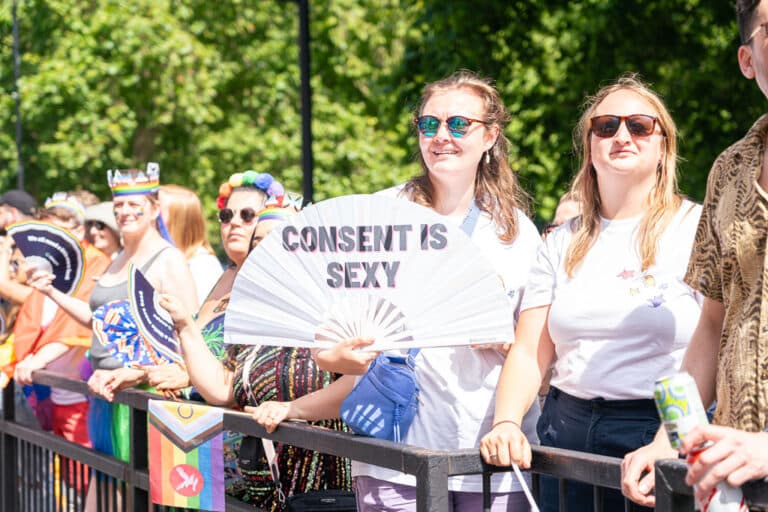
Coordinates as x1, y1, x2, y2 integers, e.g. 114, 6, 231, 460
565, 74, 682, 277
402, 70, 530, 243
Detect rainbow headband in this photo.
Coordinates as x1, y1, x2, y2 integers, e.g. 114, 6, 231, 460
257, 207, 294, 223
44, 193, 86, 224
217, 170, 284, 209
107, 162, 160, 196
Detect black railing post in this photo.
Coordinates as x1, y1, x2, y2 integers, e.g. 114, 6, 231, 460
128, 405, 149, 511
654, 458, 695, 511
414, 453, 449, 511
1, 380, 18, 511
297, 0, 314, 204
12, 0, 24, 190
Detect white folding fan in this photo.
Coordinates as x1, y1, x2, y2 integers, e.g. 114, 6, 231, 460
224, 194, 515, 351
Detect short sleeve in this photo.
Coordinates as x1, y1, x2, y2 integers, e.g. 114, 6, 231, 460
684, 161, 724, 303
520, 226, 562, 311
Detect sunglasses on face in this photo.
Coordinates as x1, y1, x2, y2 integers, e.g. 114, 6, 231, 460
87, 220, 107, 231
590, 114, 660, 138
218, 207, 257, 224
414, 115, 487, 138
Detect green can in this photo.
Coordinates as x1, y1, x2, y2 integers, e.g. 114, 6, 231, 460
653, 372, 708, 449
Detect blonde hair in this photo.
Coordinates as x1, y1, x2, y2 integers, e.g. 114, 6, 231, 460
565, 74, 682, 277
159, 185, 214, 259
403, 70, 530, 243
69, 189, 100, 207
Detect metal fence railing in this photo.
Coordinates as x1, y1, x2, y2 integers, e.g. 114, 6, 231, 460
1, 370, 767, 511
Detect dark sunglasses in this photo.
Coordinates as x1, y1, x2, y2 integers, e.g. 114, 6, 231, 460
414, 115, 487, 138
87, 220, 107, 230
590, 114, 660, 138
218, 207, 257, 224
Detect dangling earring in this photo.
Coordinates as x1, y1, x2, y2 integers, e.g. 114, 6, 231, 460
485, 151, 491, 165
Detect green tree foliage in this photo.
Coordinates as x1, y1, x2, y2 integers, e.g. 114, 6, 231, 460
396, 0, 765, 221
0, 0, 764, 232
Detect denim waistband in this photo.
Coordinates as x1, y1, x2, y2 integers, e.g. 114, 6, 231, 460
549, 386, 656, 411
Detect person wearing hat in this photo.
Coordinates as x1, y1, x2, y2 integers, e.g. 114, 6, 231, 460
84, 202, 122, 260
0, 189, 38, 305
0, 189, 37, 228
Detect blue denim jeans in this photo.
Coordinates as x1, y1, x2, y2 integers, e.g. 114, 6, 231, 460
537, 387, 658, 512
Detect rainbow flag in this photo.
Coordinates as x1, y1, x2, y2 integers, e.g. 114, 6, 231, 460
148, 400, 225, 511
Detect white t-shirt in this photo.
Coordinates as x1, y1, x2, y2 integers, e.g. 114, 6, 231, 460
188, 246, 223, 304
522, 200, 703, 400
354, 188, 542, 493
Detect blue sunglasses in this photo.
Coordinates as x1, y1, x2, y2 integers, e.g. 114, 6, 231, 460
414, 115, 487, 138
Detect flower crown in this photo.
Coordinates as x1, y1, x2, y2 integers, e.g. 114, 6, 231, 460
217, 171, 284, 209
108, 162, 160, 197
44, 192, 86, 224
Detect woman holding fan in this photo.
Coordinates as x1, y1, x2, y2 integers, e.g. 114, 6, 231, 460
160, 195, 353, 510
146, 171, 279, 388
146, 172, 279, 497
250, 70, 542, 512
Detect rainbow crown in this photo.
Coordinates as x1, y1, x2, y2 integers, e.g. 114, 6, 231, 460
107, 162, 160, 196
264, 191, 304, 211
44, 192, 86, 224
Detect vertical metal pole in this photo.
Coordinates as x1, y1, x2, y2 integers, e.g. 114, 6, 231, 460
482, 472, 492, 512
12, 0, 24, 190
0, 381, 17, 511
415, 455, 449, 511
654, 461, 696, 512
297, 0, 313, 203
128, 405, 148, 511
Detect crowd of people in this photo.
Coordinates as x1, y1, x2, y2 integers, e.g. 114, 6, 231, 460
1, 2, 768, 511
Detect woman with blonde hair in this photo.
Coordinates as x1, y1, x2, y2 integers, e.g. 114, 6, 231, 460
480, 75, 702, 511
159, 184, 222, 304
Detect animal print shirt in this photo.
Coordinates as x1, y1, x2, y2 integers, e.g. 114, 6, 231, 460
685, 113, 768, 432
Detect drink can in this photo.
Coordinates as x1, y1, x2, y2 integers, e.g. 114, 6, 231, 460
653, 372, 709, 449
654, 373, 747, 511
689, 448, 748, 511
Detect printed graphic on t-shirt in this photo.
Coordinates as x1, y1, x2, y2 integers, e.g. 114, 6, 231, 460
618, 269, 669, 308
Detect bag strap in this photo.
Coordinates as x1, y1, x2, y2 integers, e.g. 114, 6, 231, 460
240, 347, 260, 404
242, 350, 287, 504
260, 438, 287, 504
461, 201, 481, 238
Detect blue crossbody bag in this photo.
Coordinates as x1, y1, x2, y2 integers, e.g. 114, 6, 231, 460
339, 202, 481, 442
340, 348, 421, 442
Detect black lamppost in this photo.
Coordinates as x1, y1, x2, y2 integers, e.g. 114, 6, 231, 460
12, 0, 24, 190
297, 0, 312, 204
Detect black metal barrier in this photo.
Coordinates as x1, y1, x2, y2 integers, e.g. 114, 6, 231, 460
1, 370, 767, 511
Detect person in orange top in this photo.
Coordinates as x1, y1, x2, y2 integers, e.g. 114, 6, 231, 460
10, 192, 111, 446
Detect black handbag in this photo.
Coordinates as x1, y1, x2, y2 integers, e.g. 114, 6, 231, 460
285, 489, 357, 511
258, 437, 357, 511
